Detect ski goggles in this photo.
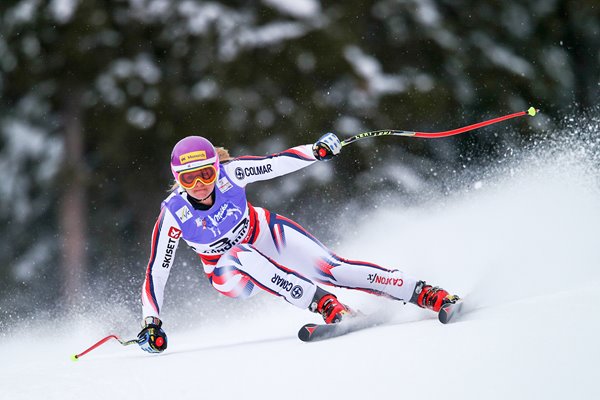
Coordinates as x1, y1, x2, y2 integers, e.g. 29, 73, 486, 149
177, 164, 218, 188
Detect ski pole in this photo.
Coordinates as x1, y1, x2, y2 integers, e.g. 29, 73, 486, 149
341, 107, 538, 146
71, 334, 140, 361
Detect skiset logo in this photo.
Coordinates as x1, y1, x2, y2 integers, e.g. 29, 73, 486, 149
235, 164, 273, 180
168, 226, 182, 239
271, 273, 304, 299
162, 238, 177, 269
367, 273, 403, 287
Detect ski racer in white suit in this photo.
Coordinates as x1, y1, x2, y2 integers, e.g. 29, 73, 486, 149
138, 134, 459, 353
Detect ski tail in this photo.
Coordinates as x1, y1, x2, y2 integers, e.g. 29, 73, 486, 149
298, 324, 322, 342
438, 300, 464, 324
298, 313, 388, 342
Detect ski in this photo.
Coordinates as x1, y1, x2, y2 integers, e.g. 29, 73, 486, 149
299, 300, 465, 342
438, 300, 464, 324
298, 314, 385, 342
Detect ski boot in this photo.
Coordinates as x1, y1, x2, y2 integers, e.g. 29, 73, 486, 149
309, 287, 352, 324
410, 281, 460, 312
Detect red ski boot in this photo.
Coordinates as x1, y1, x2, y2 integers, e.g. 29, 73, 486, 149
410, 281, 460, 312
310, 288, 351, 324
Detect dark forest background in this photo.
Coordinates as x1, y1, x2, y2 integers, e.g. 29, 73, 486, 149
1, 0, 598, 323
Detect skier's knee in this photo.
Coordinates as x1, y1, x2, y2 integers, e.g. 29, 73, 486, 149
209, 263, 256, 299
217, 244, 262, 274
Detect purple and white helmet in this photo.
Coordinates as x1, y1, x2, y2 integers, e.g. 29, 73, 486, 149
170, 136, 219, 181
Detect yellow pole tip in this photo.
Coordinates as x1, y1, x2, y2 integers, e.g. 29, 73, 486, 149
71, 354, 79, 362
527, 107, 538, 116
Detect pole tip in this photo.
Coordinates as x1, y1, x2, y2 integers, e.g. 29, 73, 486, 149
71, 354, 79, 362
527, 107, 538, 116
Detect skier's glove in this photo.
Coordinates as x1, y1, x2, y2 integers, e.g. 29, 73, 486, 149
138, 316, 168, 354
313, 133, 342, 161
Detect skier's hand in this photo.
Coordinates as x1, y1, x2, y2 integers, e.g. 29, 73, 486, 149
313, 133, 342, 161
138, 316, 168, 354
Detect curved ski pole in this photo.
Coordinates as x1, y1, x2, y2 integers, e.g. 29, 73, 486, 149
341, 107, 538, 147
71, 334, 140, 361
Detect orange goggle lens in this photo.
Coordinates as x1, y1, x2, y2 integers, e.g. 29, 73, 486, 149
178, 165, 217, 188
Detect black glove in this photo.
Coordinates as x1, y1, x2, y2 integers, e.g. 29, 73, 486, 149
313, 133, 342, 161
138, 316, 168, 353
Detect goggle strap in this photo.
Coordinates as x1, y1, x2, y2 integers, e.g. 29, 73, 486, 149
172, 156, 218, 173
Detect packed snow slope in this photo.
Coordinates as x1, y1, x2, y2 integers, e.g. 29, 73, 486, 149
3, 126, 600, 399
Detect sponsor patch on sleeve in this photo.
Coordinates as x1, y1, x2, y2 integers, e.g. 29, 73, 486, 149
217, 177, 233, 193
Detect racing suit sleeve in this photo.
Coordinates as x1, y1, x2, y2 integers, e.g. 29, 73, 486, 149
223, 144, 317, 187
141, 207, 182, 318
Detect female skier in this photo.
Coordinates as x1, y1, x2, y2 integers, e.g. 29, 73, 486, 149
138, 134, 459, 353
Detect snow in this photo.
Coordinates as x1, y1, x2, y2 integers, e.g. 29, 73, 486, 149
262, 0, 321, 19
5, 0, 40, 26
171, 1, 321, 62
49, 0, 79, 24
413, 0, 442, 27
3, 134, 600, 399
0, 119, 62, 219
344, 46, 408, 95
235, 22, 311, 49
472, 33, 535, 78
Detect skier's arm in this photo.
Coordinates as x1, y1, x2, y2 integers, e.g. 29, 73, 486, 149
223, 133, 342, 187
141, 207, 182, 319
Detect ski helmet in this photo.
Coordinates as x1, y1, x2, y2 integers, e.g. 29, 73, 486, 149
170, 136, 219, 183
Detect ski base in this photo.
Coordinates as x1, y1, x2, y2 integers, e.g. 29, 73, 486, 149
298, 314, 384, 342
438, 300, 464, 324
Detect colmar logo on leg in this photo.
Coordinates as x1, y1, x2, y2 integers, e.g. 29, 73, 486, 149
271, 273, 303, 299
